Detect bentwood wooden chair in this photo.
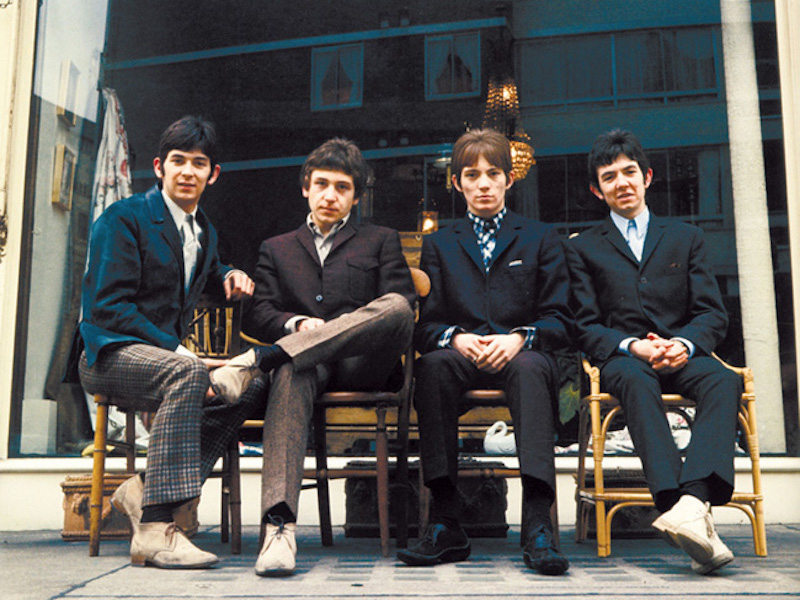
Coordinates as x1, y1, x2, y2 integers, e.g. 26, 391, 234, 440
88, 299, 242, 556
575, 354, 767, 557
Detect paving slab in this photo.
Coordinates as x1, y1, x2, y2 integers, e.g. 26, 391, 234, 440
3, 524, 799, 599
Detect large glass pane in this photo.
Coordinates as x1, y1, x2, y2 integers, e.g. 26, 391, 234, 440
518, 40, 566, 105
565, 35, 613, 102
616, 31, 665, 97
663, 28, 716, 92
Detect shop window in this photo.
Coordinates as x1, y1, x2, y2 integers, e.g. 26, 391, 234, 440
311, 43, 364, 111
425, 32, 480, 101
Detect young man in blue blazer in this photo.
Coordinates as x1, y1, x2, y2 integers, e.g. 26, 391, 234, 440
565, 129, 741, 574
397, 129, 571, 575
78, 116, 254, 569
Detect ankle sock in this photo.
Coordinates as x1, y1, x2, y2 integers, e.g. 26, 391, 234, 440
141, 499, 187, 523
522, 476, 554, 529
680, 479, 711, 504
428, 477, 460, 525
264, 502, 296, 525
255, 345, 290, 372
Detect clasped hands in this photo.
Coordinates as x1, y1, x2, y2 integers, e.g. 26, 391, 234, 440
629, 332, 688, 373
452, 332, 525, 374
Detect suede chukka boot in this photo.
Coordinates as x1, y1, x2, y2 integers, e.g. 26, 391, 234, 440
255, 520, 297, 576
652, 495, 714, 564
209, 348, 263, 403
130, 522, 218, 569
111, 475, 200, 537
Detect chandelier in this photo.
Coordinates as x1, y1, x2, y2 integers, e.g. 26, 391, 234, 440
482, 75, 535, 180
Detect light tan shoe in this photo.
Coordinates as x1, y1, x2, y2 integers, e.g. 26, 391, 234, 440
652, 495, 714, 564
130, 522, 218, 569
691, 512, 734, 574
209, 348, 263, 403
110, 475, 144, 532
111, 475, 200, 537
254, 520, 297, 576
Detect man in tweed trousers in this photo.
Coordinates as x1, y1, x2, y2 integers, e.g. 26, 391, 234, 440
209, 138, 416, 576
78, 116, 254, 569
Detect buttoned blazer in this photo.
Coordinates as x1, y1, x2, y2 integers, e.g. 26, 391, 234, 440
414, 211, 571, 355
249, 220, 415, 343
564, 215, 728, 363
80, 185, 231, 366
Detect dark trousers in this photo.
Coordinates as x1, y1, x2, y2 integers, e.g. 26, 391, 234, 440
413, 348, 559, 494
601, 355, 741, 507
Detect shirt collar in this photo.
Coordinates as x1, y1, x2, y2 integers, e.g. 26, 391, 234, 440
306, 212, 350, 238
162, 190, 199, 230
467, 206, 507, 232
610, 206, 649, 241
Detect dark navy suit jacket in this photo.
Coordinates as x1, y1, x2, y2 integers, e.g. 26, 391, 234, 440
80, 185, 231, 366
565, 215, 728, 364
249, 220, 415, 343
414, 211, 571, 355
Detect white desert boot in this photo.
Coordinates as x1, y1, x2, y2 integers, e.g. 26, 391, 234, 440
130, 522, 218, 569
209, 348, 263, 403
652, 495, 714, 564
255, 519, 297, 576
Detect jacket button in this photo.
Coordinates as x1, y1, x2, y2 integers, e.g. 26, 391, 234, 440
315, 294, 323, 302
640, 276, 647, 284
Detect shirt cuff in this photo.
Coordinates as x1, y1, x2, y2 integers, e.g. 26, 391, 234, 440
284, 315, 309, 334
619, 337, 639, 356
438, 326, 464, 349
175, 344, 197, 358
671, 337, 695, 358
223, 268, 246, 281
509, 326, 537, 350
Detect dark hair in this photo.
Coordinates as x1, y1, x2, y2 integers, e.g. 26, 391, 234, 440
587, 129, 650, 187
300, 138, 370, 199
452, 128, 512, 183
157, 115, 218, 172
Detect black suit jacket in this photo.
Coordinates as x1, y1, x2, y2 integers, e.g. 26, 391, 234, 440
249, 220, 415, 343
80, 185, 231, 366
565, 214, 728, 363
414, 211, 571, 355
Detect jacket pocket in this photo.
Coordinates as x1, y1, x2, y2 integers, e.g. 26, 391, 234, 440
348, 257, 379, 302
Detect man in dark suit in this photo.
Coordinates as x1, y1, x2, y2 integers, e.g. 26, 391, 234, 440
565, 129, 741, 574
209, 138, 415, 576
78, 116, 254, 568
396, 129, 571, 575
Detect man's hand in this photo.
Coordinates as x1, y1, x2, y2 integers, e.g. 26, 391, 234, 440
297, 317, 325, 332
646, 332, 688, 373
474, 333, 525, 374
224, 271, 255, 300
452, 333, 489, 366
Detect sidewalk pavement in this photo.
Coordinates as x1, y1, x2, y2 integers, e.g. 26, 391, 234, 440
3, 523, 799, 599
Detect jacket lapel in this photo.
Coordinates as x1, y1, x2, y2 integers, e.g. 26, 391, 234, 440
146, 186, 186, 284
639, 216, 666, 269
453, 218, 485, 273
295, 223, 322, 267
600, 217, 639, 267
491, 211, 521, 267
329, 220, 356, 256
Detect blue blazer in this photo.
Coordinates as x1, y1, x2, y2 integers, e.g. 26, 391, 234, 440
565, 215, 728, 363
414, 211, 571, 355
80, 185, 231, 366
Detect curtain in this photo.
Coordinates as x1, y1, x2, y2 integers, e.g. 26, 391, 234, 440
426, 37, 450, 96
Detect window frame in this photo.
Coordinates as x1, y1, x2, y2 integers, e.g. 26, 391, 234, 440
424, 31, 481, 102
310, 42, 364, 112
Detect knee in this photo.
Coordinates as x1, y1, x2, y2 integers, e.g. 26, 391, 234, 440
168, 356, 210, 395
416, 350, 455, 378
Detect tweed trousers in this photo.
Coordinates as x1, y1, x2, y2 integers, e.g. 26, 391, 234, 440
261, 292, 414, 517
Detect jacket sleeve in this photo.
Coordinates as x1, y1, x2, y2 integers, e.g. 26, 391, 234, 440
413, 236, 450, 354
376, 229, 415, 308
528, 228, 572, 352
249, 239, 296, 343
564, 237, 628, 361
81, 209, 180, 358
672, 227, 728, 355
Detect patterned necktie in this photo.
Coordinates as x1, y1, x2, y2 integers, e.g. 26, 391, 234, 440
627, 219, 643, 261
181, 214, 200, 292
477, 219, 497, 271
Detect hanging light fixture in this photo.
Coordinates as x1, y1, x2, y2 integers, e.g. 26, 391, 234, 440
482, 74, 535, 180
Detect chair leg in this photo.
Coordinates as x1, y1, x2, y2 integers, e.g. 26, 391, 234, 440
229, 439, 242, 555
221, 449, 230, 544
313, 406, 333, 547
124, 411, 136, 474
375, 407, 390, 557
418, 461, 430, 534
395, 398, 410, 549
89, 398, 109, 556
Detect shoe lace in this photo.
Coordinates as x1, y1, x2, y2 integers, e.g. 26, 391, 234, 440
267, 514, 286, 537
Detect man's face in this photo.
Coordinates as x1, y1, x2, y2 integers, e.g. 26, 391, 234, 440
153, 148, 220, 212
303, 169, 358, 234
453, 155, 514, 219
590, 153, 652, 219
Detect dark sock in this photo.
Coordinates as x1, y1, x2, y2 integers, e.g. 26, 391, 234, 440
522, 476, 554, 530
654, 488, 682, 513
138, 472, 145, 484
255, 345, 290, 372
428, 477, 460, 527
680, 479, 711, 504
141, 499, 186, 523
263, 501, 296, 525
